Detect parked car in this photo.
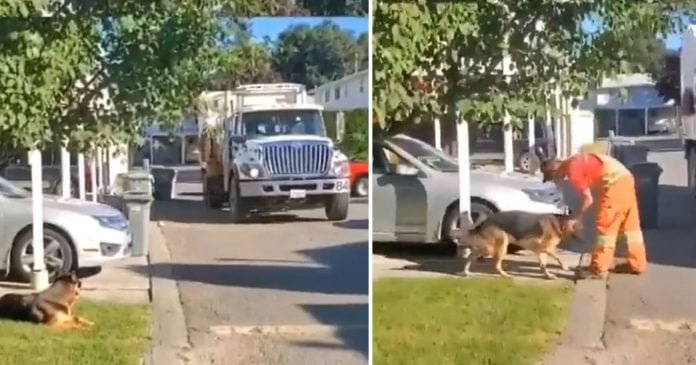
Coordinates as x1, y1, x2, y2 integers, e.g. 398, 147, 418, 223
349, 161, 369, 197
470, 119, 556, 173
0, 176, 131, 282
372, 134, 567, 245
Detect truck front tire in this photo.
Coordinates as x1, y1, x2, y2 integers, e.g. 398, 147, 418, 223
204, 176, 224, 209
325, 193, 350, 221
228, 177, 250, 223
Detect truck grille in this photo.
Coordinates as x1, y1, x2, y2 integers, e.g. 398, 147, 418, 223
261, 142, 332, 176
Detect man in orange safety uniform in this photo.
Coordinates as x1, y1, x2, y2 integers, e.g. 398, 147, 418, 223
540, 151, 648, 279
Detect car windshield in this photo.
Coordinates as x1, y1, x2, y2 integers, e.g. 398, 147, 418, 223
242, 109, 326, 137
0, 176, 29, 198
389, 135, 459, 172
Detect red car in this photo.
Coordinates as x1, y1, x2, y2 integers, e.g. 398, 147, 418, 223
348, 161, 368, 197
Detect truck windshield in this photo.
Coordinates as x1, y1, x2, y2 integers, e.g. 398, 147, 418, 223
242, 109, 326, 137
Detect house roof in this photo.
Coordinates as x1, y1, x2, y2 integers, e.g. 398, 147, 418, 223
309, 69, 368, 94
599, 73, 654, 89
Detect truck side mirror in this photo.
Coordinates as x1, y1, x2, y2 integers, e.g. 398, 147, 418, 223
229, 135, 246, 144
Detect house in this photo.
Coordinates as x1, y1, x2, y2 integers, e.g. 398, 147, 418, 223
308, 69, 368, 111
579, 73, 677, 138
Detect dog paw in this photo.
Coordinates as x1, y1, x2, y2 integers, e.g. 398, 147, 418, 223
560, 265, 569, 271
545, 273, 558, 280
455, 270, 470, 277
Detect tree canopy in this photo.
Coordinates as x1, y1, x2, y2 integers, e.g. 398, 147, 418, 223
372, 1, 695, 132
0, 1, 366, 154
272, 21, 368, 89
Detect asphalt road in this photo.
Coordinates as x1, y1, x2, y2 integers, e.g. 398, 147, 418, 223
152, 172, 368, 365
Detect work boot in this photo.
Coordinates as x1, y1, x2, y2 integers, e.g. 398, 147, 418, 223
612, 262, 644, 275
574, 267, 609, 280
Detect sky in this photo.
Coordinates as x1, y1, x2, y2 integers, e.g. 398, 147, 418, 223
247, 17, 368, 42
581, 16, 685, 50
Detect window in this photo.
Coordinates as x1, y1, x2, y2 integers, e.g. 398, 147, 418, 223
344, 85, 348, 97
359, 78, 365, 93
594, 108, 617, 138
334, 87, 341, 100
324, 90, 330, 102
617, 109, 645, 136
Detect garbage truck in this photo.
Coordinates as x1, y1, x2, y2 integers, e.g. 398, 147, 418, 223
197, 83, 351, 222
680, 25, 696, 193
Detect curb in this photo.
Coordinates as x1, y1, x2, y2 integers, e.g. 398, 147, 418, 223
543, 279, 608, 365
145, 221, 193, 365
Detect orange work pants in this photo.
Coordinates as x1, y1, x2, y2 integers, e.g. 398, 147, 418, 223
591, 174, 648, 274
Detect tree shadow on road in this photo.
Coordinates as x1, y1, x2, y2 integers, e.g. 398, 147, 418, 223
151, 199, 327, 225
129, 240, 368, 356
289, 303, 368, 359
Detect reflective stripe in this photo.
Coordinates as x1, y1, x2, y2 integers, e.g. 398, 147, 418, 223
593, 153, 631, 187
596, 234, 617, 247
616, 234, 628, 246
623, 230, 644, 244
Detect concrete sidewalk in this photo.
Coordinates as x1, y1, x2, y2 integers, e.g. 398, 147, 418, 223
0, 255, 150, 304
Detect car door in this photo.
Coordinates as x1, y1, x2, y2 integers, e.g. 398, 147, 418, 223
372, 143, 428, 242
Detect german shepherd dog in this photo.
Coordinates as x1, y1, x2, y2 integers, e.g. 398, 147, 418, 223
457, 211, 581, 280
0, 272, 94, 330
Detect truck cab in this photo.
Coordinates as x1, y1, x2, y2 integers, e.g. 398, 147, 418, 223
199, 83, 351, 222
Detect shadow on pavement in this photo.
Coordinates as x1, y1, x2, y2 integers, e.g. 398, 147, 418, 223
152, 199, 327, 225
131, 240, 369, 356
132, 241, 369, 295
291, 303, 369, 359
333, 219, 368, 230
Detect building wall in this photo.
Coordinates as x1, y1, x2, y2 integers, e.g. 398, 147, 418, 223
310, 71, 368, 111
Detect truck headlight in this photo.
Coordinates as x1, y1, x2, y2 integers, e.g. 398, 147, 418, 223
332, 160, 350, 177
239, 163, 264, 179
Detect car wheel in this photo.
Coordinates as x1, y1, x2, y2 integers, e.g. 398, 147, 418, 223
517, 151, 540, 173
352, 176, 368, 197
10, 227, 75, 283
442, 200, 497, 245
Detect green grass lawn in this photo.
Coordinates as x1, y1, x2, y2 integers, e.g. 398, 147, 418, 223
373, 277, 572, 365
0, 300, 150, 365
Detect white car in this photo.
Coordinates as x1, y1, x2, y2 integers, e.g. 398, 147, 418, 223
0, 176, 131, 282
372, 134, 567, 245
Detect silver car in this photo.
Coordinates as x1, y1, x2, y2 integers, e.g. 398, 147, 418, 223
0, 176, 131, 282
372, 134, 567, 244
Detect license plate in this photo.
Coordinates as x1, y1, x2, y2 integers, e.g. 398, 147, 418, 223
289, 189, 306, 199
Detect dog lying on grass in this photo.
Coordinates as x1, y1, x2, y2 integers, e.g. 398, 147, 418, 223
457, 211, 581, 280
0, 272, 94, 330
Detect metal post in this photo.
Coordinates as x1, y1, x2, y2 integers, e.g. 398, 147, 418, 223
90, 151, 97, 203
96, 147, 104, 194
434, 117, 442, 150
456, 116, 472, 229
527, 114, 535, 150
503, 112, 514, 172
60, 146, 70, 199
77, 152, 86, 200
180, 135, 186, 165
29, 149, 49, 290
554, 88, 562, 158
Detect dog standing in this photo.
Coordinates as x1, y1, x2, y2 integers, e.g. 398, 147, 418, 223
0, 272, 94, 330
457, 211, 580, 279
